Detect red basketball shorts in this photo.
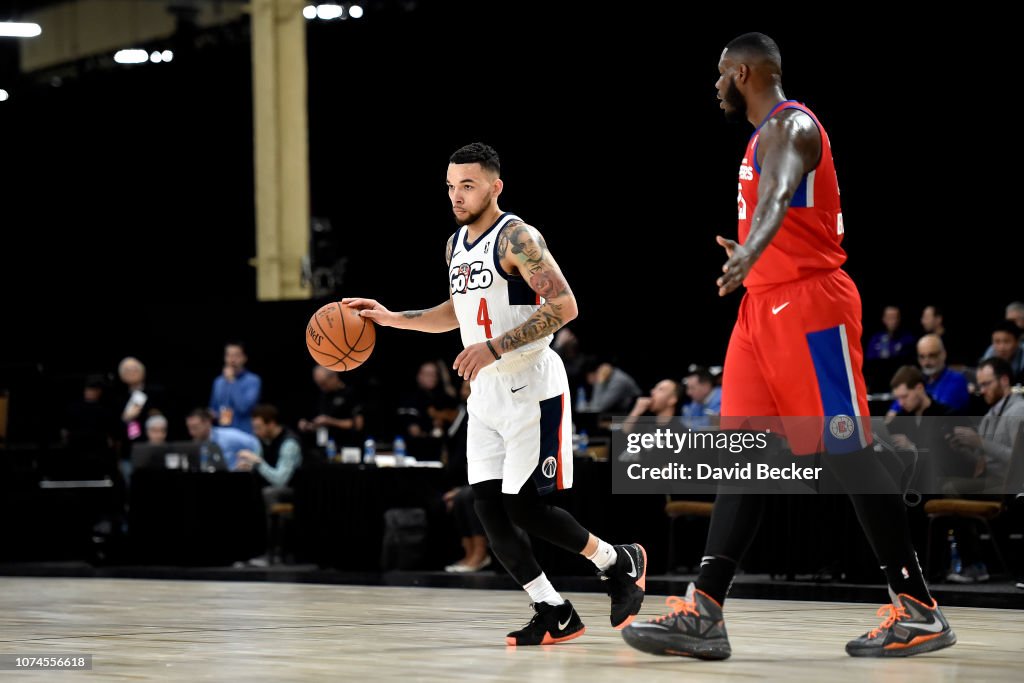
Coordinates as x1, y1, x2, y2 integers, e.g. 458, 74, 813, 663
720, 269, 871, 456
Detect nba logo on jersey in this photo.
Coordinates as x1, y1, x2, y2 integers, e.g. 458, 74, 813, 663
828, 415, 854, 440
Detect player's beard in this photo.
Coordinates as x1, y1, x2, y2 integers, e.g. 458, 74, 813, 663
723, 76, 747, 123
454, 193, 492, 226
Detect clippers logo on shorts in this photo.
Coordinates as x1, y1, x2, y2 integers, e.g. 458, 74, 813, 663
541, 456, 558, 479
450, 261, 493, 294
829, 415, 855, 440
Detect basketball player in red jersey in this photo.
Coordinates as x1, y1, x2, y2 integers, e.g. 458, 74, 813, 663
344, 143, 646, 646
622, 33, 956, 659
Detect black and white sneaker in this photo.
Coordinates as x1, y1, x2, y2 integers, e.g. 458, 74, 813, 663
846, 593, 956, 657
505, 600, 585, 646
600, 543, 647, 629
621, 583, 731, 660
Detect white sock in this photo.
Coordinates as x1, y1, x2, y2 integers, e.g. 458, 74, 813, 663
585, 538, 617, 571
523, 573, 564, 606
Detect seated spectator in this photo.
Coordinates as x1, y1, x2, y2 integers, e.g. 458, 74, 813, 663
866, 306, 916, 361
398, 361, 458, 438
209, 341, 262, 434
884, 366, 973, 485
581, 360, 641, 414
889, 335, 970, 415
236, 404, 304, 567
949, 358, 1024, 481
623, 378, 683, 434
979, 302, 1024, 364
979, 321, 1024, 384
682, 365, 722, 428
185, 408, 261, 471
237, 404, 303, 488
144, 414, 169, 445
942, 358, 1024, 584
62, 374, 119, 452
298, 366, 365, 448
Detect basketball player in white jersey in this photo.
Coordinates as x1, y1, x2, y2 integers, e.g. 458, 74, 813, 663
344, 142, 646, 645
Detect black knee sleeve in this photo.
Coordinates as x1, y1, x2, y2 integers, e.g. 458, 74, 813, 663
471, 480, 542, 584
502, 486, 589, 554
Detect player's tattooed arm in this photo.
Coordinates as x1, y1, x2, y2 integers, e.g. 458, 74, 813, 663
445, 233, 455, 267
495, 223, 578, 354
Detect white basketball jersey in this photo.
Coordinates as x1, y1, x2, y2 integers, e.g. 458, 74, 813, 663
449, 212, 551, 362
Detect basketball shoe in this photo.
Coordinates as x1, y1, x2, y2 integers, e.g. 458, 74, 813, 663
600, 543, 647, 629
505, 601, 585, 646
846, 592, 956, 657
621, 583, 731, 659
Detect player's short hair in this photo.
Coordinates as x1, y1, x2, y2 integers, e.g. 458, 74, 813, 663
725, 32, 782, 73
979, 356, 1013, 380
450, 142, 500, 175
993, 320, 1022, 339
890, 365, 924, 390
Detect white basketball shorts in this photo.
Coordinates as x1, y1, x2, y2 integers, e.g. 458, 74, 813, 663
466, 346, 573, 495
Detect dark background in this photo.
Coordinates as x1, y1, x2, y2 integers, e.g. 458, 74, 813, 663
0, 2, 1016, 442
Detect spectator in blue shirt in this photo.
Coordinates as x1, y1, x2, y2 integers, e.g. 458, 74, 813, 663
209, 341, 262, 434
889, 334, 970, 415
866, 306, 916, 361
682, 366, 722, 428
186, 408, 261, 471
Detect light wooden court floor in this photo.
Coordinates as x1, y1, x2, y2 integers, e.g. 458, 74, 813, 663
1, 578, 1021, 681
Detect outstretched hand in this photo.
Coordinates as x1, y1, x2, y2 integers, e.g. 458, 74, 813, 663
715, 235, 756, 296
341, 297, 399, 327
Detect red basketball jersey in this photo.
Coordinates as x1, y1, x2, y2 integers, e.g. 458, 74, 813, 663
738, 100, 846, 292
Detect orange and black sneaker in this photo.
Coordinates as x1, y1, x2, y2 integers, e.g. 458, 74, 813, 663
621, 583, 731, 660
600, 543, 647, 629
846, 593, 956, 657
505, 601, 585, 646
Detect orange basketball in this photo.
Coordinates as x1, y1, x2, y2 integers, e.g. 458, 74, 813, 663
306, 301, 376, 371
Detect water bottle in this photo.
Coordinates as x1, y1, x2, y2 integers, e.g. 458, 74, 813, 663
575, 386, 588, 412
578, 429, 589, 453
199, 444, 211, 473
393, 436, 407, 467
326, 439, 338, 463
947, 529, 962, 575
363, 437, 376, 465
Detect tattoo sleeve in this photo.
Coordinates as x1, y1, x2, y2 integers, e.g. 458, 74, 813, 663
402, 310, 425, 319
496, 222, 574, 353
445, 234, 454, 266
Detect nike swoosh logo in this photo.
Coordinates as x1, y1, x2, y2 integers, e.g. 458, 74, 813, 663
905, 616, 946, 633
558, 616, 572, 630
771, 302, 790, 315
451, 251, 461, 260
511, 385, 528, 393
626, 550, 638, 578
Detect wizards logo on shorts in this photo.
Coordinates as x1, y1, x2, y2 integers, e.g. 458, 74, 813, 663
450, 261, 493, 294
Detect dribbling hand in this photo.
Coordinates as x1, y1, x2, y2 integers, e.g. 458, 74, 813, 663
342, 297, 399, 327
453, 342, 497, 381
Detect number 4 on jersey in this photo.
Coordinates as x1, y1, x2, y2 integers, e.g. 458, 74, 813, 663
477, 298, 493, 339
